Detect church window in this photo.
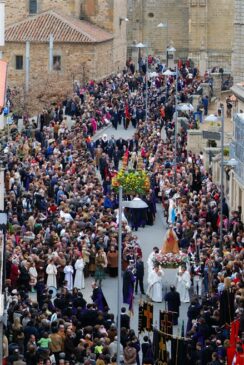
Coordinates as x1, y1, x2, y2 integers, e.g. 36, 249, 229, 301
148, 13, 154, 18
15, 55, 23, 70
29, 0, 37, 14
53, 55, 61, 71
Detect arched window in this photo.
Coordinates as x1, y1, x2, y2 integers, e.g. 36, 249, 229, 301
29, 0, 37, 14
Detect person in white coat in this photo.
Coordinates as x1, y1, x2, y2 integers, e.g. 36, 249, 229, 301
147, 266, 164, 302
29, 262, 38, 293
74, 255, 85, 290
176, 266, 191, 303
147, 247, 159, 283
46, 259, 57, 289
64, 262, 74, 291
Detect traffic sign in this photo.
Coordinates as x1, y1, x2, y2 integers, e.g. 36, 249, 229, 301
202, 131, 221, 140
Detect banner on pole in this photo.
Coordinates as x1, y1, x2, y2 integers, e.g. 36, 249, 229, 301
143, 302, 153, 332
159, 311, 173, 338
153, 329, 168, 364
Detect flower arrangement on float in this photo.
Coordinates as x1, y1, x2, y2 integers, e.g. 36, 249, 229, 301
153, 251, 188, 268
112, 154, 150, 195
153, 228, 189, 268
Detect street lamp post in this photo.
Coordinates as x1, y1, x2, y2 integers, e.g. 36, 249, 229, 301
157, 21, 168, 66
116, 186, 123, 365
135, 43, 148, 123
220, 105, 224, 255
174, 64, 178, 185
0, 162, 7, 365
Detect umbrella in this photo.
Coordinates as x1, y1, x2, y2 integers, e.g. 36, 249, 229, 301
205, 114, 219, 122
177, 103, 194, 112
134, 42, 147, 48
229, 95, 237, 102
122, 198, 148, 209
163, 69, 176, 76
149, 71, 158, 78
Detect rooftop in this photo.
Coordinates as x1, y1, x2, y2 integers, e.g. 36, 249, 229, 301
5, 10, 113, 44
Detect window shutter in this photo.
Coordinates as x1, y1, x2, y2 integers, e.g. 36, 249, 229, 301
29, 0, 37, 14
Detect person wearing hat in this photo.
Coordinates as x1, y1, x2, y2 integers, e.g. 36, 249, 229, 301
164, 285, 181, 325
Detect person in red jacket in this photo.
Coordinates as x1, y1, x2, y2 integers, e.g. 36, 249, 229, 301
10, 259, 19, 288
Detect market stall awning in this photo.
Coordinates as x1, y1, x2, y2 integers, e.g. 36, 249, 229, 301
0, 60, 7, 109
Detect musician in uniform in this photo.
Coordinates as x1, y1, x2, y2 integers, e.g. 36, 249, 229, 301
191, 258, 204, 297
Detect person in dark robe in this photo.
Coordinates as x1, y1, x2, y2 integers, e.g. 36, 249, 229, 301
145, 196, 155, 226
123, 266, 136, 308
191, 166, 202, 193
130, 208, 141, 231
91, 282, 109, 311
164, 286, 181, 325
219, 287, 235, 325
186, 298, 202, 333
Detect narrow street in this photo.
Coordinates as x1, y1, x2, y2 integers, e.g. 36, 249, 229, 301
78, 122, 189, 334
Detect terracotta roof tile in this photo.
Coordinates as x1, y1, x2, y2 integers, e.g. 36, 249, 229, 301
5, 10, 113, 43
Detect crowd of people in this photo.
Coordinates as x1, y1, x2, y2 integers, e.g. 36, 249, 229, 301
1, 57, 243, 365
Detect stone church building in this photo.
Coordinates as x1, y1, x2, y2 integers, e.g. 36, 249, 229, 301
1, 0, 127, 93
128, 0, 236, 75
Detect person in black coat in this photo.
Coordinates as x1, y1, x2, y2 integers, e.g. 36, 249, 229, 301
135, 257, 145, 295
164, 286, 181, 325
120, 307, 130, 329
186, 299, 202, 333
141, 336, 153, 364
113, 147, 121, 171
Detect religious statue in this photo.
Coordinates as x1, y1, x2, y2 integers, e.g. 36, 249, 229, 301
161, 228, 179, 254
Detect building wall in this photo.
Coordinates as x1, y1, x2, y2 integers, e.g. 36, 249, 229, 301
232, 0, 244, 83
112, 0, 127, 71
5, 0, 127, 73
229, 171, 244, 222
81, 0, 113, 32
127, 0, 189, 59
128, 0, 234, 71
94, 42, 114, 80
5, 0, 82, 26
81, 0, 127, 71
1, 40, 113, 88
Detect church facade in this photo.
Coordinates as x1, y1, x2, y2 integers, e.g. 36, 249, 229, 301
127, 0, 234, 73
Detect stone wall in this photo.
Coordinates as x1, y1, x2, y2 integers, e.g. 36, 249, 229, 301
112, 0, 128, 71
128, 0, 234, 71
1, 40, 113, 112
127, 0, 189, 59
232, 0, 244, 83
81, 0, 127, 71
187, 130, 205, 155
5, 0, 82, 26
2, 42, 99, 85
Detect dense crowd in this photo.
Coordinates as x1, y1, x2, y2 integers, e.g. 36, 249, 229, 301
2, 59, 243, 365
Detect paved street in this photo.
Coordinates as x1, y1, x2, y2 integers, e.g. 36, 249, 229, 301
80, 121, 189, 336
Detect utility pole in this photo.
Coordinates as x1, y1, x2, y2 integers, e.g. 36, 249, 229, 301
145, 45, 148, 123
174, 64, 178, 185
220, 105, 224, 255
0, 1, 5, 49
25, 41, 30, 93
0, 163, 7, 365
116, 186, 122, 364
49, 34, 54, 72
